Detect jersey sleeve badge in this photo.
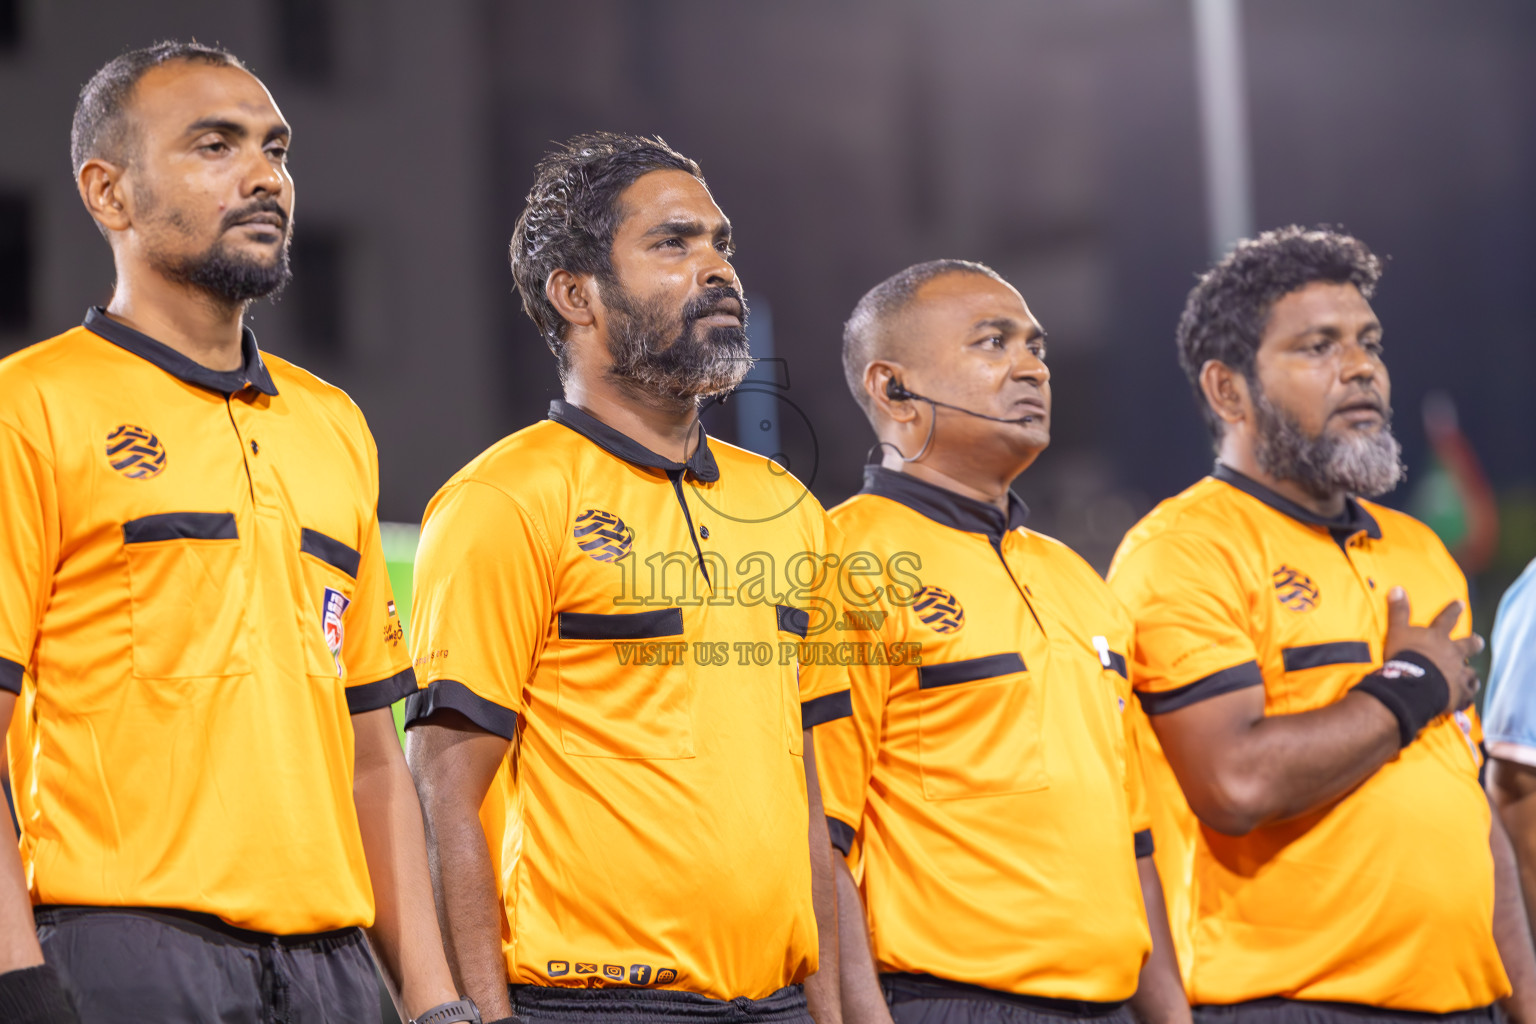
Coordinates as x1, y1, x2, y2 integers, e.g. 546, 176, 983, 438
322, 587, 350, 676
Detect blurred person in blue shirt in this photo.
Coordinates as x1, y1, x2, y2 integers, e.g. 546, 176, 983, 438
1485, 557, 1536, 938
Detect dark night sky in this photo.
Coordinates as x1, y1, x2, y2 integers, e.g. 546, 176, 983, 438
2, 0, 1532, 572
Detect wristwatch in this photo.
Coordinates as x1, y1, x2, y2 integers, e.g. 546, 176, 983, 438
410, 998, 482, 1024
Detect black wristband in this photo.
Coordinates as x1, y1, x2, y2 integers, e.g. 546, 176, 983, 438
0, 965, 81, 1024
1353, 649, 1450, 748
411, 998, 482, 1024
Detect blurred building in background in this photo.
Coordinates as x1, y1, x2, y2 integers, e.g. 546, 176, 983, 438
2, 0, 1534, 613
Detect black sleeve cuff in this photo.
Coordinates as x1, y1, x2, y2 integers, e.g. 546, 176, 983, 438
1134, 828, 1155, 858
802, 689, 853, 729
0, 657, 21, 695
827, 816, 857, 856
1137, 660, 1263, 715
776, 604, 810, 638
0, 964, 80, 1023
346, 666, 417, 714
1352, 650, 1449, 748
404, 679, 519, 740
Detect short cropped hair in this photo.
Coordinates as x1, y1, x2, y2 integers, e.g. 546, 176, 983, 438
509, 132, 701, 363
842, 259, 1005, 419
72, 41, 244, 174
1177, 225, 1383, 439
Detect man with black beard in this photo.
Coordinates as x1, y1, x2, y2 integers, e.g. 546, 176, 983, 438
405, 133, 845, 1024
1109, 227, 1536, 1024
0, 42, 469, 1024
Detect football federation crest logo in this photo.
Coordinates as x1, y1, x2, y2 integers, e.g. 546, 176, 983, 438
574, 509, 634, 563
1272, 565, 1320, 612
913, 585, 965, 634
322, 587, 350, 676
105, 424, 167, 479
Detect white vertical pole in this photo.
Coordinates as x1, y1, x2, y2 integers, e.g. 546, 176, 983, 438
1193, 0, 1254, 258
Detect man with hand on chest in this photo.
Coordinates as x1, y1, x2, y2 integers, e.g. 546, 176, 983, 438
1109, 226, 1536, 1024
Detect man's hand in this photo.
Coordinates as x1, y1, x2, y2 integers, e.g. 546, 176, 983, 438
1383, 588, 1482, 712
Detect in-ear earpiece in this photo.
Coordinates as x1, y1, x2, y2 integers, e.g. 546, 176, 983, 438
886, 378, 912, 401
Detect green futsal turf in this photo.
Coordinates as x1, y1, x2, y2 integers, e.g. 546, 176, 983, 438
380, 522, 421, 748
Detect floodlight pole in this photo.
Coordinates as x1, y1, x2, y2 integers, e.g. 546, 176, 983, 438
1193, 0, 1254, 258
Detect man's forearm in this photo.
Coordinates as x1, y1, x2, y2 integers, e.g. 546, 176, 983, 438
1490, 803, 1536, 1023
0, 813, 43, 973
1130, 856, 1189, 1024
0, 692, 43, 974
421, 794, 513, 1018
1234, 693, 1401, 828
1158, 689, 1401, 836
352, 710, 458, 1018
1489, 758, 1536, 946
834, 855, 891, 1024
803, 731, 843, 1024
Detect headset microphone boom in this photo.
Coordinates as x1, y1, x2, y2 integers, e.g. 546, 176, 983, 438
884, 377, 1039, 425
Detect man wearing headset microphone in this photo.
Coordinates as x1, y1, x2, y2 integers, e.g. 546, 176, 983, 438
810, 260, 1189, 1024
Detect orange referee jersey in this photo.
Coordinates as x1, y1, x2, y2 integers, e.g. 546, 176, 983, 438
0, 309, 412, 935
813, 467, 1153, 1001
1109, 463, 1507, 1012
405, 401, 849, 1001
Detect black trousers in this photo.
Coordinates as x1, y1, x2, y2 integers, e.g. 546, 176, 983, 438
1194, 1000, 1504, 1024
510, 982, 813, 1023
35, 906, 382, 1024
882, 973, 1135, 1024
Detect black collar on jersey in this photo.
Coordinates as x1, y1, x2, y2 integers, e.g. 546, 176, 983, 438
83, 307, 279, 397
548, 400, 720, 482
1212, 462, 1382, 542
862, 465, 1029, 540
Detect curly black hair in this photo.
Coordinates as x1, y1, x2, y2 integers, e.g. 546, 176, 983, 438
1177, 225, 1383, 440
72, 41, 244, 175
509, 132, 701, 367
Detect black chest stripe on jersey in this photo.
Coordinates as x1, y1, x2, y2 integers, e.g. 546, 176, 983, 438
918, 652, 1026, 690
1281, 641, 1372, 672
558, 608, 684, 641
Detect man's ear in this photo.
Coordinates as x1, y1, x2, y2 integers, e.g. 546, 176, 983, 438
1199, 359, 1251, 429
77, 159, 131, 233
865, 360, 919, 424
545, 269, 598, 331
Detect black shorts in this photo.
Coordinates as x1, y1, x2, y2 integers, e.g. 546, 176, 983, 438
509, 982, 812, 1023
35, 905, 383, 1024
1194, 999, 1503, 1024
882, 973, 1135, 1024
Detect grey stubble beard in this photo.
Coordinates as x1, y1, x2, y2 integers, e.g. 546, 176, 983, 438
1251, 384, 1405, 500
